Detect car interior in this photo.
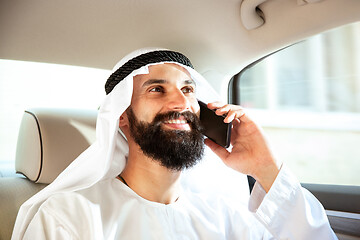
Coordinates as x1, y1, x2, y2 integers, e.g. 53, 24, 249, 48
1, 0, 359, 239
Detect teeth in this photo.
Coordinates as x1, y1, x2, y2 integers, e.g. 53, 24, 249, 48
165, 119, 187, 124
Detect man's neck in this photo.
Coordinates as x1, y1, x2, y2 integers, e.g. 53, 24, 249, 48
120, 147, 182, 205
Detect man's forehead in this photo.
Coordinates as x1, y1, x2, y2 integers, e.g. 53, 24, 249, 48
132, 63, 196, 87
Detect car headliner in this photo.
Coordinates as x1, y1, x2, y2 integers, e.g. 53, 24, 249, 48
0, 0, 359, 85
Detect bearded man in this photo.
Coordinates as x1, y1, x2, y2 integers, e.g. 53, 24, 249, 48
12, 48, 337, 239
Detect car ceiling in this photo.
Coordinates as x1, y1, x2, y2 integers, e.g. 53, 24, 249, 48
1, 0, 360, 84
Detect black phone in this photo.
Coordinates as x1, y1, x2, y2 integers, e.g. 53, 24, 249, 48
198, 100, 232, 148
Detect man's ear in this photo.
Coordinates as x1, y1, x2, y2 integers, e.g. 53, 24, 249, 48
119, 110, 129, 127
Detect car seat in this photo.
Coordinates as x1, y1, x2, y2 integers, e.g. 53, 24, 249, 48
0, 108, 97, 240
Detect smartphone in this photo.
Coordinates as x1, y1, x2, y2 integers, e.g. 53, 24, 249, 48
198, 100, 232, 148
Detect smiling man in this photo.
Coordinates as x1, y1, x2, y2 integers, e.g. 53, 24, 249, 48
13, 48, 337, 239
118, 63, 205, 204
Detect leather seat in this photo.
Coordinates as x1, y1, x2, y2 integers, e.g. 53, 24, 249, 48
0, 108, 97, 240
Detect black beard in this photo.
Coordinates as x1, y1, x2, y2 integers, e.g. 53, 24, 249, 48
126, 107, 205, 171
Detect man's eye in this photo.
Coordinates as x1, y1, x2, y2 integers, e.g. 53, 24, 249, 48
149, 86, 163, 92
182, 86, 195, 94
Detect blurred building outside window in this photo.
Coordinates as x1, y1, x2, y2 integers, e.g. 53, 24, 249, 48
235, 22, 360, 186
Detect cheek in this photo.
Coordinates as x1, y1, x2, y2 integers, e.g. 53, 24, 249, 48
191, 100, 200, 116
132, 103, 159, 123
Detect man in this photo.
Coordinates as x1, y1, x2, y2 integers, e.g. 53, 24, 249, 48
13, 48, 337, 239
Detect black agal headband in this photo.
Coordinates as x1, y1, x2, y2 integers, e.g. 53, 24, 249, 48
105, 50, 194, 95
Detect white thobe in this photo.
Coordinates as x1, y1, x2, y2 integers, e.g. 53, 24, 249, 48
22, 166, 337, 239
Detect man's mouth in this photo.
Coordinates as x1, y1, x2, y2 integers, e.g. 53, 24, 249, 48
164, 119, 187, 124
162, 117, 191, 131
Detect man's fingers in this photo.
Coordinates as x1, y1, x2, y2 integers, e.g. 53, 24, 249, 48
224, 109, 246, 123
206, 102, 253, 125
207, 102, 223, 110
204, 138, 230, 160
207, 102, 244, 119
215, 106, 231, 116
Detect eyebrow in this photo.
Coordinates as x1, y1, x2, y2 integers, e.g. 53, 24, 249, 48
141, 79, 196, 88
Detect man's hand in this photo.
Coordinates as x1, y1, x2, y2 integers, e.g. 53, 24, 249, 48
204, 102, 281, 192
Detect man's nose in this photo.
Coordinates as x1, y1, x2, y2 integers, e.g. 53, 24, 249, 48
166, 89, 191, 112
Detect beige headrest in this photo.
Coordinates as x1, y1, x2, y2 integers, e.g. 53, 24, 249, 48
15, 108, 97, 184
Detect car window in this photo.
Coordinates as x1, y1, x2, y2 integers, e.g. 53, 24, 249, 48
230, 22, 360, 186
0, 60, 110, 169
